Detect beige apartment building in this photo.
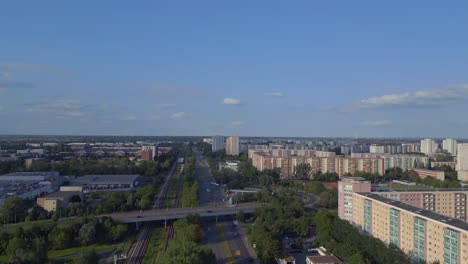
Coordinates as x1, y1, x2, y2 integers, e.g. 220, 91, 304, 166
376, 190, 467, 222
249, 150, 384, 178
226, 134, 240, 156
352, 192, 468, 264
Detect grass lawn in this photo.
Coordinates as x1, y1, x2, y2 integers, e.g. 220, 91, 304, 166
0, 244, 117, 263
215, 224, 235, 264
48, 243, 117, 260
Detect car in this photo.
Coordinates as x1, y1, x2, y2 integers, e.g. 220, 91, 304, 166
207, 210, 213, 213
137, 215, 143, 218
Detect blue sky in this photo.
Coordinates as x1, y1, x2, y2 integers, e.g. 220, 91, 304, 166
1, 1, 468, 137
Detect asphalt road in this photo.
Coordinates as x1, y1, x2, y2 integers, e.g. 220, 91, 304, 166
194, 151, 224, 206
203, 222, 226, 264
194, 150, 258, 264
220, 221, 256, 264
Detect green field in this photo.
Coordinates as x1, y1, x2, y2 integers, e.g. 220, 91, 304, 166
0, 243, 117, 263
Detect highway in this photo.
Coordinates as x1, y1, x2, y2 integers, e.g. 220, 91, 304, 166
102, 202, 261, 223
194, 150, 258, 263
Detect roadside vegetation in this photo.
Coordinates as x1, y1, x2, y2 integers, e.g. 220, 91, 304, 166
142, 228, 166, 264
0, 216, 127, 264
159, 215, 215, 264
180, 153, 199, 208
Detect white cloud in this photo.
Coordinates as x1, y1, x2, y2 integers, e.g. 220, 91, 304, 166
27, 100, 82, 113
264, 92, 285, 97
362, 120, 394, 126
223, 97, 241, 105
342, 84, 468, 111
26, 100, 88, 118
172, 112, 187, 119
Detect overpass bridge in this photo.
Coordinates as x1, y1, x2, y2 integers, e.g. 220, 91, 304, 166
100, 202, 262, 224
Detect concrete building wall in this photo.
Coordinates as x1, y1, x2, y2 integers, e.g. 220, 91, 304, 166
352, 193, 468, 264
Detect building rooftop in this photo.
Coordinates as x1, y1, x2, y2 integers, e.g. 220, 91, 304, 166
376, 188, 468, 193
306, 256, 344, 264
339, 176, 368, 182
357, 192, 468, 232
1, 171, 59, 177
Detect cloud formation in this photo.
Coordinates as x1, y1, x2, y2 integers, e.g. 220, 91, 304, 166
26, 100, 87, 117
333, 84, 468, 112
223, 97, 241, 105
264, 92, 285, 97
172, 112, 187, 119
362, 120, 394, 126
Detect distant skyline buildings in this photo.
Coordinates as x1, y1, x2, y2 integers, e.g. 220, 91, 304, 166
226, 134, 240, 156
211, 135, 225, 152
420, 139, 438, 155
457, 143, 468, 181
443, 139, 458, 155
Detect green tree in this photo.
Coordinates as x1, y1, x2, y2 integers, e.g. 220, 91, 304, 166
0, 196, 28, 223
294, 163, 313, 180
25, 205, 49, 222
78, 223, 96, 246
6, 237, 28, 264
31, 237, 48, 264
160, 239, 215, 264
236, 210, 245, 223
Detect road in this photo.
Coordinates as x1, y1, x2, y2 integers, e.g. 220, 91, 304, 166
125, 151, 183, 264
195, 151, 224, 206
194, 150, 258, 264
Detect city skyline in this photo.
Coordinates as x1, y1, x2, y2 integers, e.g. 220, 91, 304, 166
2, 1, 468, 137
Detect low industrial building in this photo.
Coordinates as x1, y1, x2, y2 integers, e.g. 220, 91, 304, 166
68, 174, 142, 192
37, 188, 82, 212
306, 256, 344, 264
0, 171, 60, 205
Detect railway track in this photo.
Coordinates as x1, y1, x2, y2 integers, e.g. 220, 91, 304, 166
125, 152, 184, 264
161, 157, 184, 252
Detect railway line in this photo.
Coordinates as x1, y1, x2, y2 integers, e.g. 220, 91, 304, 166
125, 151, 184, 264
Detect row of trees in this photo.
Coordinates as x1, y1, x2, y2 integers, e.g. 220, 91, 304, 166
159, 216, 215, 264
313, 209, 410, 264
181, 154, 199, 208
248, 187, 314, 262
92, 184, 156, 214
0, 216, 127, 263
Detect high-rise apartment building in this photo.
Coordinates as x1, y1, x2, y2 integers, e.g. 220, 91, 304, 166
443, 139, 458, 155
141, 145, 157, 160
420, 139, 437, 155
369, 144, 385, 154
352, 192, 468, 264
226, 134, 240, 156
457, 143, 468, 181
211, 135, 225, 152
337, 177, 371, 221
